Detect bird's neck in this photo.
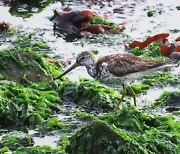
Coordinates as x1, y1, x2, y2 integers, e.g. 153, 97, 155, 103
85, 64, 97, 78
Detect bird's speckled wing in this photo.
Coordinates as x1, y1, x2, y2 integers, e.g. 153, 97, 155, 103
96, 54, 168, 77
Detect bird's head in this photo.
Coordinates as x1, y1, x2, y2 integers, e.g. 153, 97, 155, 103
76, 51, 95, 67
57, 51, 95, 79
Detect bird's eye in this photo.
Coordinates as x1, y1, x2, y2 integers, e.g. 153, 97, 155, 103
81, 57, 85, 60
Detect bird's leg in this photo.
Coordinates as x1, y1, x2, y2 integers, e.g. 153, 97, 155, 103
114, 84, 126, 111
128, 86, 137, 106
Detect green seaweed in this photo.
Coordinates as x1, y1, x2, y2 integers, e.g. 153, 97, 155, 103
0, 36, 63, 83
66, 105, 180, 153
173, 111, 180, 115
9, 0, 55, 18
41, 57, 63, 78
59, 135, 70, 153
104, 105, 153, 132
65, 120, 148, 154
0, 134, 34, 150
47, 117, 64, 129
0, 80, 62, 126
91, 49, 99, 55
132, 42, 166, 60
152, 91, 180, 107
143, 71, 180, 86
61, 78, 120, 110
4, 27, 17, 36
104, 105, 180, 133
130, 128, 180, 153
129, 84, 149, 95
76, 110, 94, 121
0, 146, 9, 153
35, 115, 73, 134
14, 145, 62, 154
147, 10, 156, 17
90, 16, 117, 29
13, 36, 50, 50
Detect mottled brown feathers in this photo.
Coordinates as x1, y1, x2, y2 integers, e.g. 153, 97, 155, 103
96, 54, 167, 77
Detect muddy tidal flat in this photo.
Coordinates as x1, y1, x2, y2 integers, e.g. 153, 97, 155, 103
0, 0, 180, 153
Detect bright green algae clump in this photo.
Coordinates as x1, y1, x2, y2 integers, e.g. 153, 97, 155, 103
0, 38, 64, 127
14, 145, 62, 154
60, 78, 120, 110
132, 42, 166, 60
0, 47, 51, 82
12, 36, 50, 50
65, 120, 147, 154
147, 10, 156, 17
143, 72, 180, 86
0, 134, 34, 150
90, 16, 117, 29
4, 27, 17, 36
0, 36, 63, 82
0, 80, 61, 126
152, 91, 180, 108
9, 0, 56, 18
66, 105, 180, 154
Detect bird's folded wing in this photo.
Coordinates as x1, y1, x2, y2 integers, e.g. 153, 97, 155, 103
107, 55, 167, 77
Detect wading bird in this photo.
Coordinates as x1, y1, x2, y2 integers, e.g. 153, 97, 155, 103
57, 51, 172, 111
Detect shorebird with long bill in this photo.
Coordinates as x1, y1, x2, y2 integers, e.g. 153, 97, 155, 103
56, 51, 173, 111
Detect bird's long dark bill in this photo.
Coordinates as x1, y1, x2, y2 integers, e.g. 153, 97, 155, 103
56, 62, 80, 79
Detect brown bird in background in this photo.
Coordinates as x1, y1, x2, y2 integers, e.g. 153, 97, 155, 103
54, 9, 92, 33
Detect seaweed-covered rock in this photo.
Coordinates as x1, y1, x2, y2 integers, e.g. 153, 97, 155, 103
103, 105, 180, 153
0, 80, 62, 126
131, 128, 180, 154
152, 91, 180, 115
104, 105, 161, 132
0, 49, 49, 82
65, 120, 146, 154
0, 133, 34, 150
153, 91, 180, 107
0, 38, 64, 126
0, 40, 62, 83
61, 78, 120, 111
104, 105, 180, 133
66, 106, 180, 154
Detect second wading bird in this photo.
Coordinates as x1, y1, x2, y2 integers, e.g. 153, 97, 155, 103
56, 51, 173, 111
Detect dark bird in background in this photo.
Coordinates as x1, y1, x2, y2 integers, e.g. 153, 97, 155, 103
54, 9, 92, 33
0, 21, 11, 32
